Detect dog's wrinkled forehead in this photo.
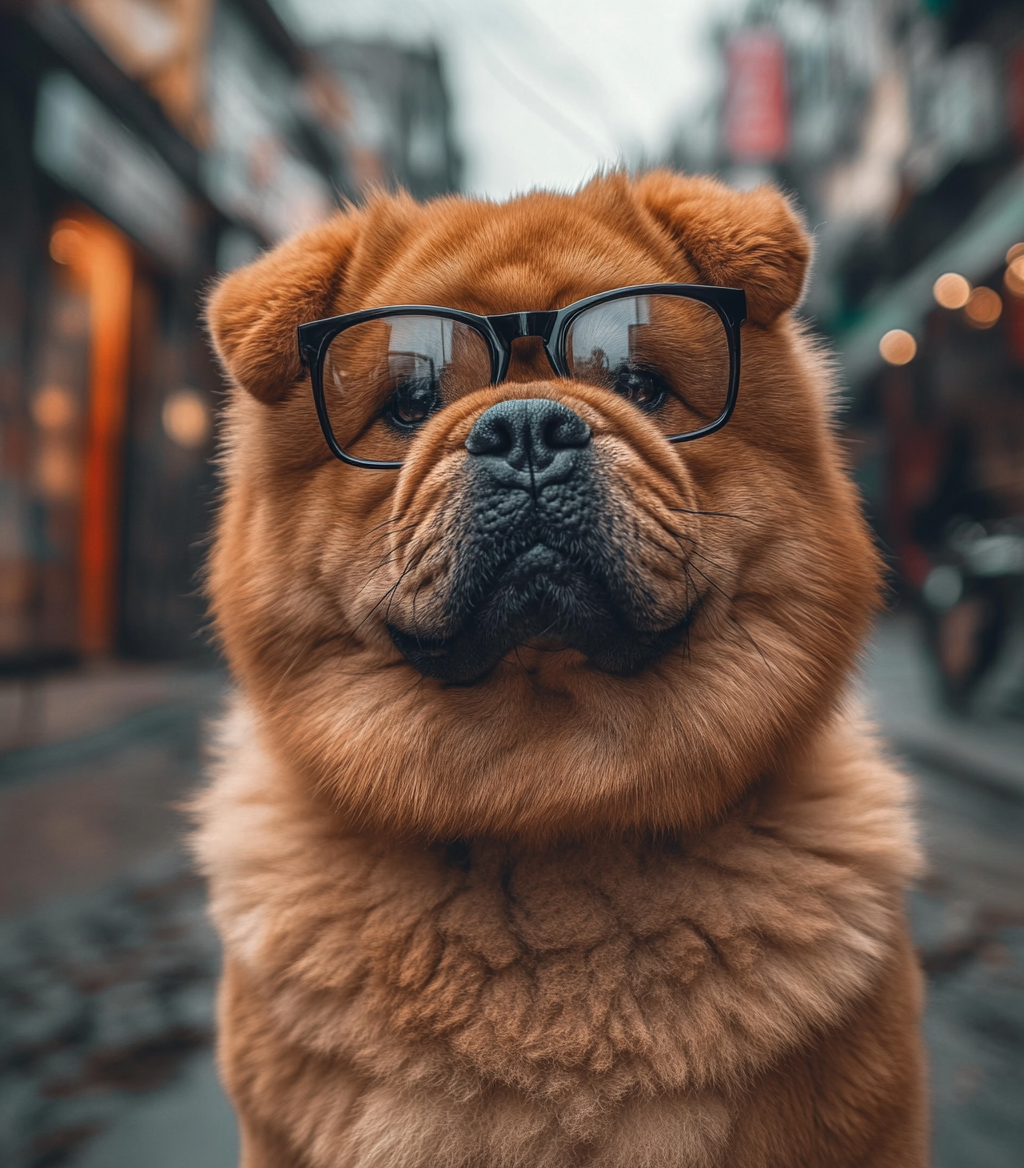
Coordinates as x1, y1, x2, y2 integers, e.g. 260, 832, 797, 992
359, 199, 664, 319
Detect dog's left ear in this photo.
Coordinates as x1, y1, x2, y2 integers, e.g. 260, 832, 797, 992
635, 170, 811, 325
205, 211, 365, 404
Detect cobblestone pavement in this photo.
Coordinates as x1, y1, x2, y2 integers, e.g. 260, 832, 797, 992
0, 619, 1021, 1168
0, 853, 222, 1168
0, 670, 231, 1168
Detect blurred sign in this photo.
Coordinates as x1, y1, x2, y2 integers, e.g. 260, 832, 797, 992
33, 72, 196, 269
725, 28, 789, 164
203, 8, 334, 242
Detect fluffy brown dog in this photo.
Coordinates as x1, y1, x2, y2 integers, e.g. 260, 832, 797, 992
195, 171, 927, 1168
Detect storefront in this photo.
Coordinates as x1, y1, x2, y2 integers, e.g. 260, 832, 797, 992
0, 11, 220, 669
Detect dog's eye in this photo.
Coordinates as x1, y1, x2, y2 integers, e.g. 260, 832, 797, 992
611, 364, 670, 412
385, 378, 441, 429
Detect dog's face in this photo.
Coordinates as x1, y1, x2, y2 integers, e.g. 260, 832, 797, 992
206, 173, 880, 842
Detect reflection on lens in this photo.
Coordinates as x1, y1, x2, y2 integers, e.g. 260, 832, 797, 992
322, 314, 492, 462
566, 295, 730, 437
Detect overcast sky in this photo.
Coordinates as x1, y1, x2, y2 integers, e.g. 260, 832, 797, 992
277, 0, 739, 199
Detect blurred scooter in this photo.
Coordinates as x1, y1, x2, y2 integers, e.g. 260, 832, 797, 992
919, 517, 1024, 713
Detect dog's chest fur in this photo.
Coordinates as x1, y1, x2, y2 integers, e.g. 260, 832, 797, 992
197, 702, 911, 1167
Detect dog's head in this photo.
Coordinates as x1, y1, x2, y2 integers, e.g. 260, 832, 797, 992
206, 172, 880, 842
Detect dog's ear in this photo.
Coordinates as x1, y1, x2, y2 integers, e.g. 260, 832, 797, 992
635, 170, 811, 325
205, 211, 364, 404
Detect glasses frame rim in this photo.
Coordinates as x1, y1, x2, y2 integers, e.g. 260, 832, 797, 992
297, 282, 747, 470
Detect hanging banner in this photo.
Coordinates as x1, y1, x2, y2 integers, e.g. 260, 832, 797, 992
725, 27, 789, 164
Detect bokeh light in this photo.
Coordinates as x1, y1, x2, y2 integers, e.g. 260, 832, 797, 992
929, 270, 971, 308
31, 385, 77, 430
964, 286, 1002, 328
162, 389, 211, 449
1006, 241, 1024, 265
933, 272, 971, 309
49, 220, 86, 265
879, 329, 917, 365
1004, 256, 1024, 298
37, 445, 79, 500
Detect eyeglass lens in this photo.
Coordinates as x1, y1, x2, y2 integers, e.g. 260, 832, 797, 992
564, 295, 730, 440
322, 315, 492, 464
320, 295, 730, 464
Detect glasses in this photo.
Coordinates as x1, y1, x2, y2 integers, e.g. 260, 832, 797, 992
297, 283, 746, 469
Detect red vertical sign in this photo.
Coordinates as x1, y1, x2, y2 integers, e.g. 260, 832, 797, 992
725, 28, 789, 164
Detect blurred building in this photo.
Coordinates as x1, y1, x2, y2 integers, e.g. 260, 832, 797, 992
669, 0, 1024, 703
0, 0, 459, 674
317, 38, 461, 200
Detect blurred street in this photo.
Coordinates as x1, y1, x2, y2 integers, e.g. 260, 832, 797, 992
0, 614, 1020, 1168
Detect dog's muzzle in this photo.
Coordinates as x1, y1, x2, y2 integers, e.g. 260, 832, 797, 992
388, 398, 690, 682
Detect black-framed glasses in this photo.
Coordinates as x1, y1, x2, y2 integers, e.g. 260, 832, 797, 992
297, 283, 746, 469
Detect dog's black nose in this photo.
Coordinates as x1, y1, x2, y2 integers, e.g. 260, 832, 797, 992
465, 399, 591, 477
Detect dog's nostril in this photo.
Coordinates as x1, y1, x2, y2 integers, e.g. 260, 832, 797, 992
465, 399, 591, 466
465, 415, 514, 457
542, 412, 589, 451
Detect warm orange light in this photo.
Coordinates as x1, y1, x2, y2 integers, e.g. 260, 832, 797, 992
879, 329, 917, 365
49, 220, 86, 265
1006, 242, 1024, 265
56, 213, 135, 655
162, 389, 211, 449
1004, 256, 1024, 298
38, 444, 79, 500
933, 272, 971, 309
32, 385, 77, 430
964, 286, 1002, 328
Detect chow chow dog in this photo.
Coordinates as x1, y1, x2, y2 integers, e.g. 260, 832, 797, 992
195, 171, 927, 1167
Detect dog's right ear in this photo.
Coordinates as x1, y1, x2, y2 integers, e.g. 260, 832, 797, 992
205, 211, 363, 404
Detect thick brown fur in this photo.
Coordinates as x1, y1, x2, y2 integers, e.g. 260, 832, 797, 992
195, 171, 928, 1167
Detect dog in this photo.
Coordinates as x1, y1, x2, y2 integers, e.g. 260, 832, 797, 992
195, 171, 927, 1167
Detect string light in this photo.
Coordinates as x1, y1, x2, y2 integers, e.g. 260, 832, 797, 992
879, 329, 916, 365
49, 220, 86, 265
933, 272, 971, 309
1004, 256, 1024, 298
162, 389, 211, 449
964, 287, 1002, 328
31, 385, 77, 430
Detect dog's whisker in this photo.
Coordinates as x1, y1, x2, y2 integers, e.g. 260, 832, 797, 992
667, 506, 760, 525
382, 550, 430, 630
665, 534, 737, 579
347, 531, 434, 613
682, 559, 775, 677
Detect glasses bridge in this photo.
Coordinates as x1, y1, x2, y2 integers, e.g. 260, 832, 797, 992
487, 310, 558, 345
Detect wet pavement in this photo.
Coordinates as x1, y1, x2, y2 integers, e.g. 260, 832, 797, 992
0, 666, 235, 1168
0, 616, 1022, 1168
865, 618, 1024, 1168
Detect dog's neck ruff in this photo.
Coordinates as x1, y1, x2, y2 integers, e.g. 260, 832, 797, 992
195, 698, 918, 1159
